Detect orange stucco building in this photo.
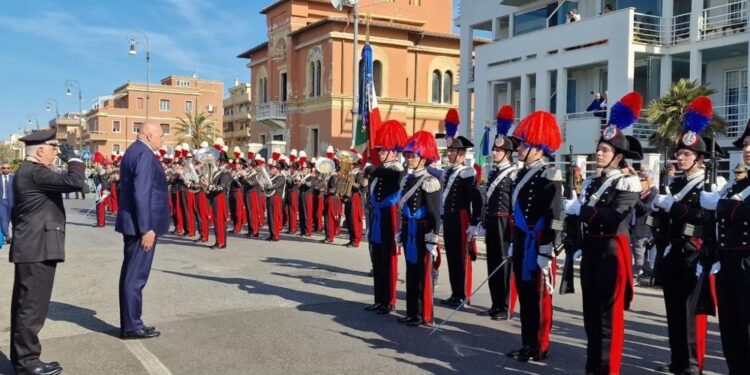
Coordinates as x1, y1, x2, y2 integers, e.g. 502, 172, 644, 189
238, 0, 483, 156
81, 75, 224, 156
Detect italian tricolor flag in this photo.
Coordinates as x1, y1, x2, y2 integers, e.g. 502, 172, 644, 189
354, 43, 382, 165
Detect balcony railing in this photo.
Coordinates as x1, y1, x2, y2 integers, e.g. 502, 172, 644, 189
671, 13, 691, 44
255, 102, 287, 121
701, 0, 749, 40
633, 12, 663, 45
632, 117, 655, 141
715, 104, 749, 138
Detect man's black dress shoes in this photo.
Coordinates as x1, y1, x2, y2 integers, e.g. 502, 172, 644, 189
121, 328, 161, 339
363, 303, 382, 311
376, 305, 394, 315
209, 243, 227, 249
16, 362, 62, 375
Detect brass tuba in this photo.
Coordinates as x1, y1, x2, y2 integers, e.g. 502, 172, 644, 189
334, 150, 360, 199
194, 147, 220, 192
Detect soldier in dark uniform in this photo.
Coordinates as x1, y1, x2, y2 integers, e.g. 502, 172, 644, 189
505, 111, 563, 363
653, 97, 717, 375
208, 153, 233, 249
439, 135, 483, 307
701, 117, 750, 375
266, 158, 286, 242
10, 128, 86, 375
343, 161, 365, 248
564, 92, 643, 374
478, 105, 518, 320
397, 131, 442, 326
365, 120, 407, 315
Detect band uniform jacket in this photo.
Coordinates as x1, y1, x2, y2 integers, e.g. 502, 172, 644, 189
10, 160, 86, 263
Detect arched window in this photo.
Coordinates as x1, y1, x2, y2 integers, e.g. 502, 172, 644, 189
309, 62, 316, 97
315, 61, 322, 96
443, 71, 453, 104
262, 78, 268, 103
432, 70, 442, 103
373, 60, 383, 97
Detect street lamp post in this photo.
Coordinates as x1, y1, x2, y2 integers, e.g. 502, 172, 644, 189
27, 114, 39, 131
46, 98, 60, 118
128, 30, 151, 120
65, 79, 83, 125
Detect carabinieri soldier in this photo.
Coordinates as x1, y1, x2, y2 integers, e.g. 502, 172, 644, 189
439, 109, 483, 307
365, 120, 407, 315
701, 117, 750, 375
565, 92, 643, 374
653, 96, 717, 375
478, 104, 517, 320
397, 131, 441, 327
506, 111, 563, 363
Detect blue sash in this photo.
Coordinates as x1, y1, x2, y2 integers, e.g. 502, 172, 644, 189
369, 191, 400, 244
402, 205, 426, 264
513, 201, 546, 281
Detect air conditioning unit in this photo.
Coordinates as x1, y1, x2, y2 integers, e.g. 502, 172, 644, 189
208, 104, 215, 113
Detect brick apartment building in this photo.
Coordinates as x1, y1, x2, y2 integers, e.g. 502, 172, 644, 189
222, 81, 253, 149
238, 0, 485, 156
81, 75, 224, 156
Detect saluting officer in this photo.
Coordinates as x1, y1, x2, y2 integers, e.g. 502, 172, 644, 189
653, 97, 718, 375
701, 117, 750, 375
478, 105, 518, 320
10, 128, 86, 375
565, 92, 644, 374
505, 111, 563, 363
365, 120, 407, 315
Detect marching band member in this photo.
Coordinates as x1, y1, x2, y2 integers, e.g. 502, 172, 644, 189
287, 149, 300, 235
91, 152, 110, 228
506, 111, 562, 363
397, 131, 441, 326
312, 158, 325, 233
321, 157, 340, 244
653, 97, 718, 375
229, 146, 247, 234
565, 92, 643, 374
439, 108, 483, 307
208, 152, 232, 249
180, 144, 197, 238
701, 118, 750, 374
298, 152, 315, 237
478, 105, 517, 320
244, 154, 265, 238
343, 151, 365, 248
266, 155, 286, 242
170, 145, 186, 235
364, 120, 407, 315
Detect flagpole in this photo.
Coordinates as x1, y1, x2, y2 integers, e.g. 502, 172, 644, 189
351, 1, 359, 149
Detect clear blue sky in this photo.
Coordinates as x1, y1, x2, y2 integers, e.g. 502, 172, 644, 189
0, 0, 458, 140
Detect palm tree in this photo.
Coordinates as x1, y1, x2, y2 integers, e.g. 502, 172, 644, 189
174, 111, 216, 149
646, 79, 726, 151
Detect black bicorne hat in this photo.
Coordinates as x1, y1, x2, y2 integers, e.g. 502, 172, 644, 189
733, 119, 750, 148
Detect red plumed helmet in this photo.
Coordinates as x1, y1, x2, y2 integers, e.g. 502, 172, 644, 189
512, 111, 562, 154
686, 96, 713, 118
497, 105, 514, 121
93, 152, 106, 165
374, 120, 408, 151
403, 131, 439, 161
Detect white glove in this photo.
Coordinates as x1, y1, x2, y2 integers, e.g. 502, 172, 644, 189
564, 199, 581, 216
537, 254, 552, 270
700, 185, 720, 210
664, 244, 672, 257
655, 194, 675, 211
709, 261, 721, 275
466, 225, 478, 241
426, 242, 438, 258
695, 263, 703, 277
475, 223, 486, 237
508, 244, 514, 257
395, 232, 401, 245
573, 249, 582, 260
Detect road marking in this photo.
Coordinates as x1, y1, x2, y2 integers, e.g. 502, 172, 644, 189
124, 340, 174, 375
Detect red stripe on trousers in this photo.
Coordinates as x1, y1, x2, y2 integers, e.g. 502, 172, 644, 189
109, 183, 118, 212
174, 190, 184, 233
695, 314, 707, 370
304, 193, 313, 236
390, 205, 399, 306
608, 234, 633, 372
509, 275, 518, 319
350, 193, 363, 246
198, 192, 210, 241
185, 191, 196, 236
96, 200, 106, 227
537, 260, 556, 353
458, 210, 473, 304
214, 195, 228, 246
289, 191, 298, 234
250, 192, 260, 236
272, 195, 282, 240
423, 250, 434, 324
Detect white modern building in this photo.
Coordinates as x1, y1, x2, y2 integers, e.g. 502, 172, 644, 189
457, 0, 749, 172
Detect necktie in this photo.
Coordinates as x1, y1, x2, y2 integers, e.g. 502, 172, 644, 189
2, 176, 6, 200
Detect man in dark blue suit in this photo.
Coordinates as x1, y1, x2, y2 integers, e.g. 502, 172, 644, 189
0, 162, 14, 243
116, 122, 170, 339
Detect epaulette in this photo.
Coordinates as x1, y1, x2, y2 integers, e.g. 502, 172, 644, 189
542, 167, 563, 181
459, 167, 475, 179
422, 176, 441, 193
615, 175, 642, 193
385, 163, 404, 172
